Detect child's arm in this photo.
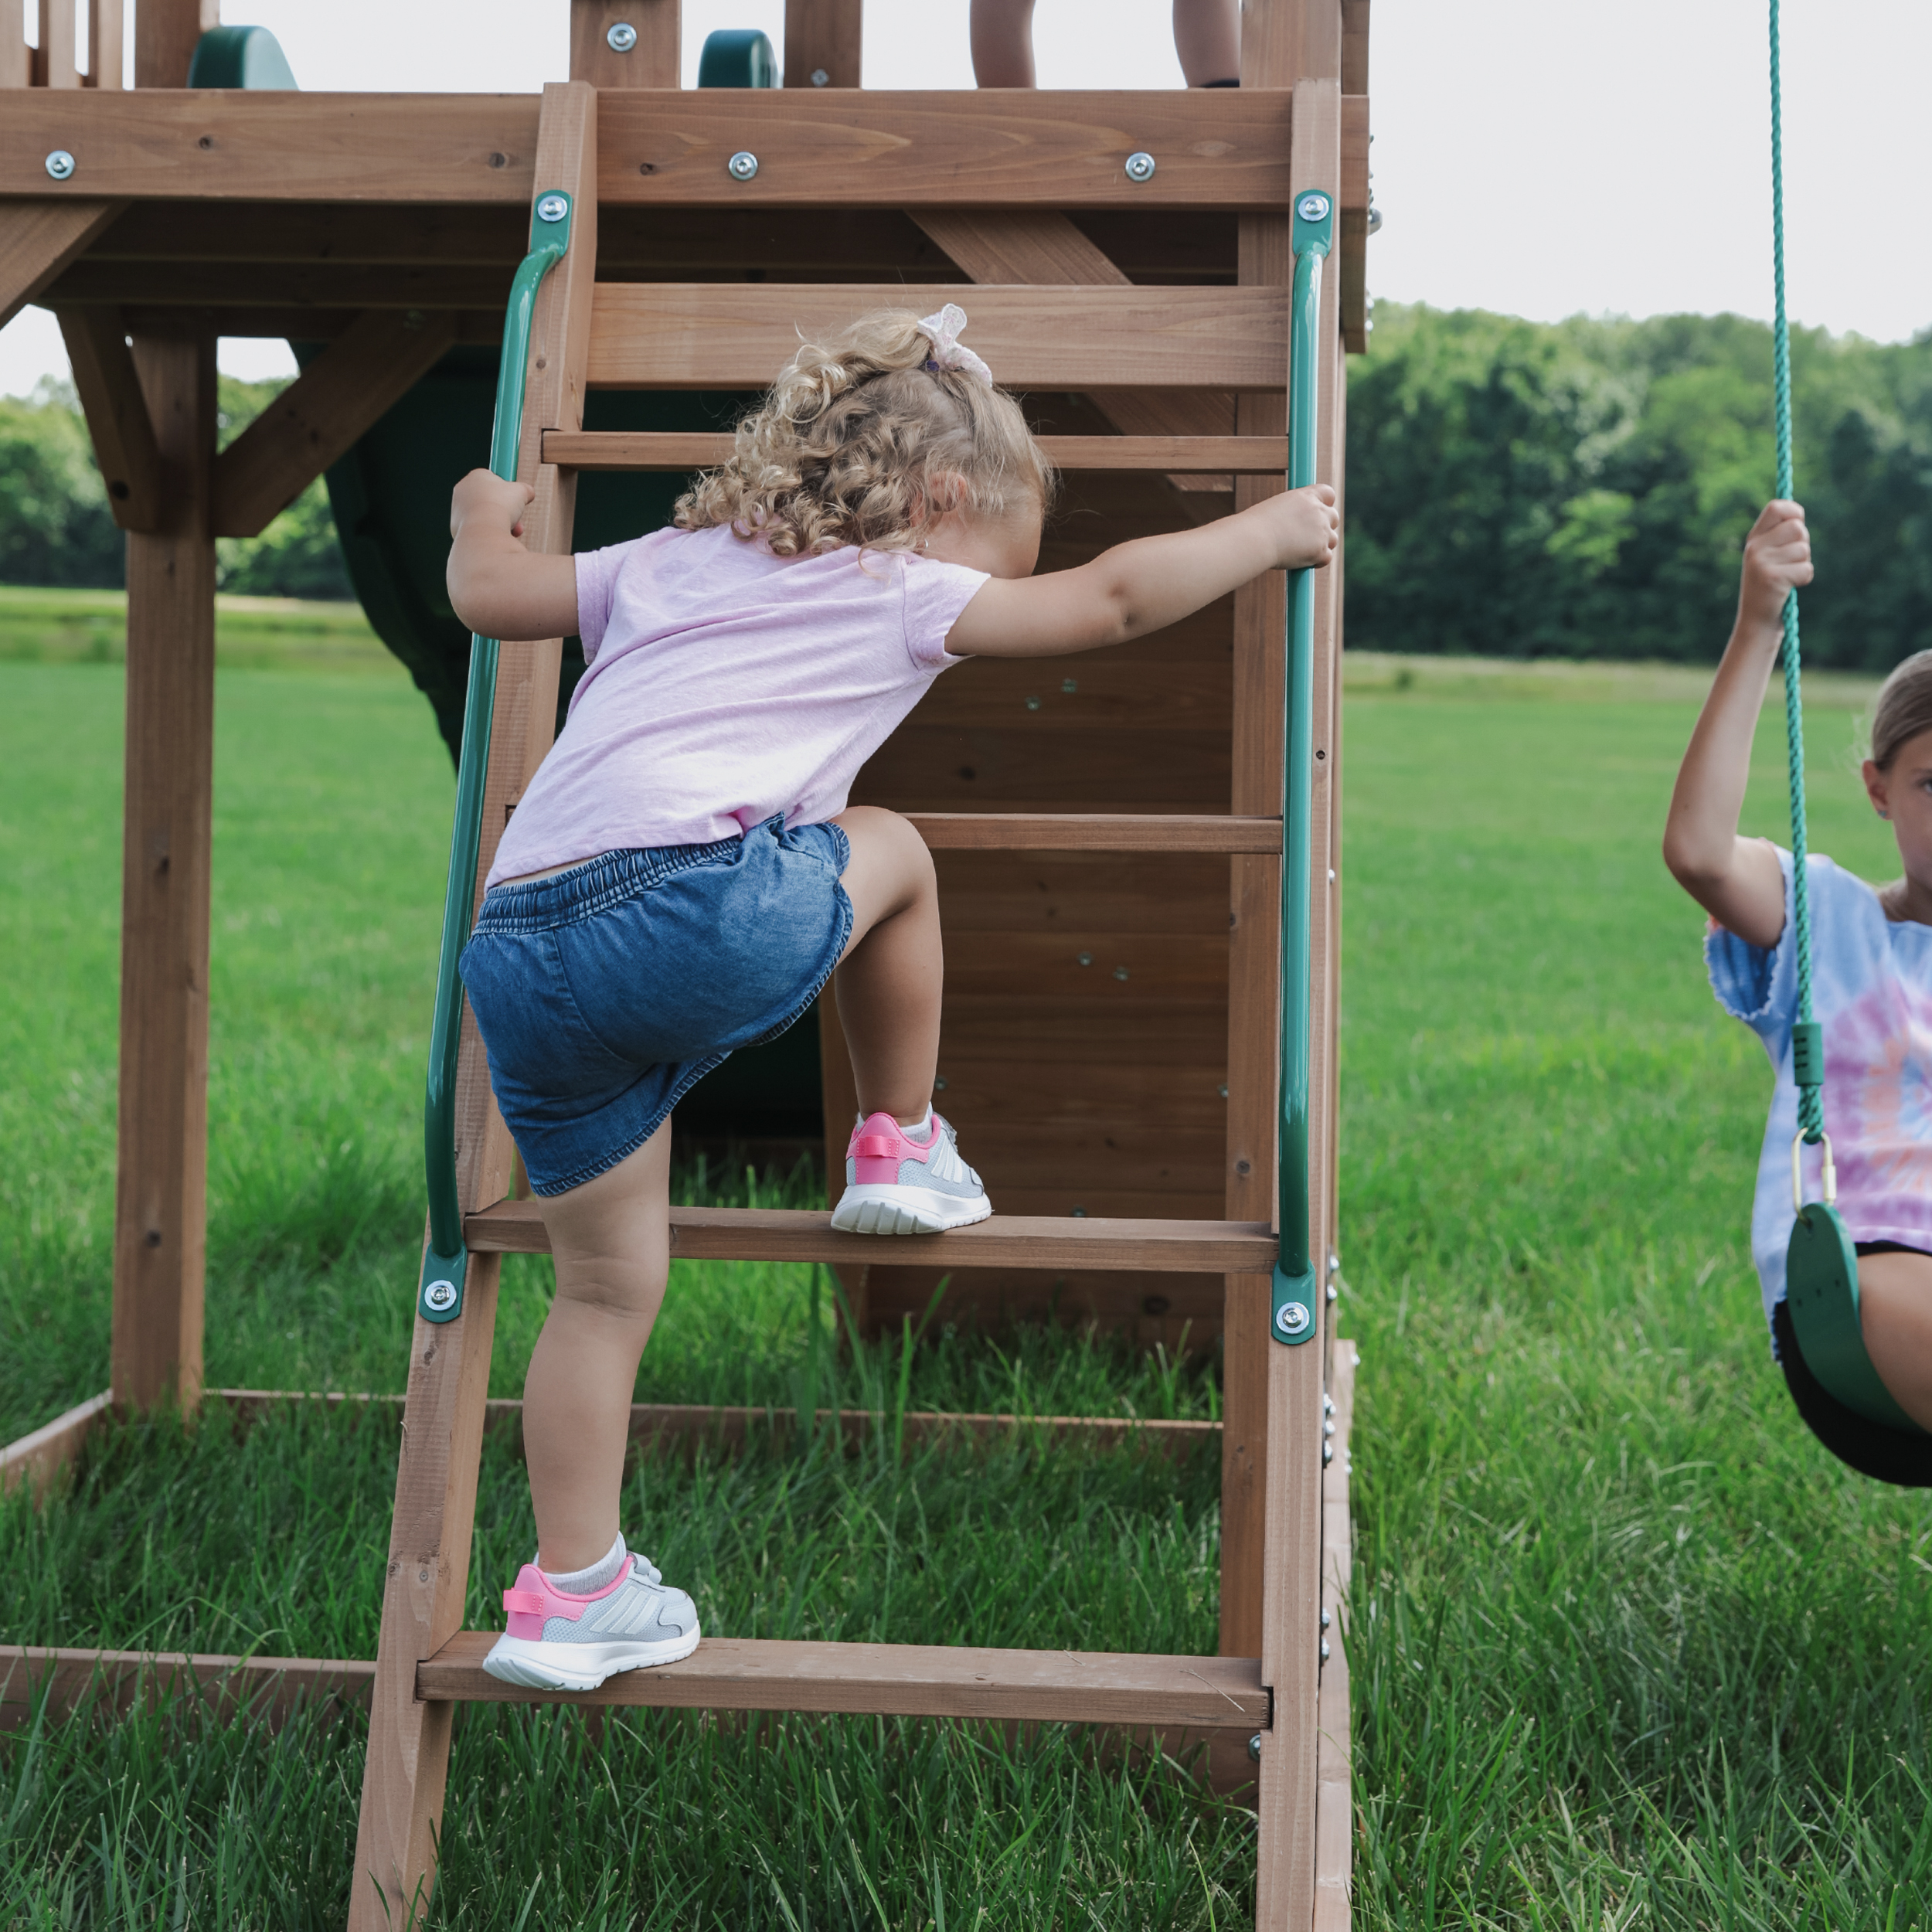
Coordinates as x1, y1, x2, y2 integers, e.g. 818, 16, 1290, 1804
945, 484, 1338, 658
447, 470, 580, 642
1661, 499, 1814, 950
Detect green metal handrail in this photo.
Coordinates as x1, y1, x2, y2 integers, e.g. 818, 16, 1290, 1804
417, 189, 575, 1327
1271, 186, 1335, 1349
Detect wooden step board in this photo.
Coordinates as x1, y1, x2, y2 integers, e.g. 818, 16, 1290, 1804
543, 431, 1293, 474
420, 1633, 1267, 1728
466, 1199, 1277, 1274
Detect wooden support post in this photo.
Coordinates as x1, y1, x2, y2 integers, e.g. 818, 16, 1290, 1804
350, 82, 599, 1932
88, 0, 124, 87
56, 307, 162, 529
0, 199, 125, 331
570, 0, 677, 87
112, 333, 216, 1416
36, 0, 80, 87
783, 0, 860, 87
1255, 72, 1343, 1932
134, 0, 216, 88
210, 309, 457, 539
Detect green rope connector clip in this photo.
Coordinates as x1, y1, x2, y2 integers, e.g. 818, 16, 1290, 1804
1791, 1019, 1824, 1091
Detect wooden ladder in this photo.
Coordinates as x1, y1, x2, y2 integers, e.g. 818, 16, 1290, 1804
349, 48, 1350, 1932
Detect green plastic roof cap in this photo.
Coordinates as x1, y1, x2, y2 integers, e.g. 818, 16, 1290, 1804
187, 24, 298, 89
697, 29, 779, 87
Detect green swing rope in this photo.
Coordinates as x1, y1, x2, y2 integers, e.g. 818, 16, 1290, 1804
1770, 0, 1825, 1148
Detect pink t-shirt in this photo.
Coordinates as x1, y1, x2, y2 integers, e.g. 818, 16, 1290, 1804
487, 522, 987, 886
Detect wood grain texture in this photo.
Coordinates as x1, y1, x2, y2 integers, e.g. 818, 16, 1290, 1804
420, 1633, 1267, 1726
466, 1199, 1277, 1273
1341, 0, 1371, 93
0, 198, 124, 331
543, 429, 1290, 473
38, 0, 79, 88
210, 310, 456, 538
585, 283, 1287, 390
1, 1645, 372, 1734
1313, 1344, 1358, 1932
784, 0, 862, 87
1339, 94, 1371, 353
56, 307, 162, 530
907, 814, 1279, 852
87, 0, 124, 90
0, 1392, 111, 1503
112, 334, 215, 1417
133, 0, 214, 87
571, 0, 678, 87
43, 257, 520, 311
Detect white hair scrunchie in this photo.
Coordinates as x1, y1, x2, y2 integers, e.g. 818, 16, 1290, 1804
917, 304, 994, 387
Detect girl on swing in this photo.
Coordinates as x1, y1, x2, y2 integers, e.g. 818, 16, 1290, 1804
1665, 498, 1932, 1447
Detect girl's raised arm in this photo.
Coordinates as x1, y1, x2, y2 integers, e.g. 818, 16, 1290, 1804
1662, 499, 1813, 950
447, 469, 581, 645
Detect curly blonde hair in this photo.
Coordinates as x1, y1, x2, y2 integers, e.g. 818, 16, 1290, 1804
674, 309, 1056, 556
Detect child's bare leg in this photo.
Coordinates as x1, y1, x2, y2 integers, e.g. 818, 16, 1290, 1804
521, 1119, 672, 1573
1173, 0, 1240, 85
832, 805, 941, 1124
970, 0, 1036, 87
1855, 1249, 1932, 1429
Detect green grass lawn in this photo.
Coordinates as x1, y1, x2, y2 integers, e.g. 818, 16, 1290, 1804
6, 604, 1932, 1926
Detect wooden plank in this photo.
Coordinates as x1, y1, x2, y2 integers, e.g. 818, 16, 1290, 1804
210, 309, 457, 539
572, 0, 678, 87
0, 198, 125, 330
349, 87, 598, 1932
784, 0, 862, 88
585, 283, 1287, 391
134, 0, 215, 87
420, 1632, 1267, 1726
1340, 95, 1371, 354
543, 429, 1290, 474
112, 334, 216, 1417
466, 1199, 1277, 1274
1342, 0, 1371, 94
908, 814, 1277, 852
1, 1645, 373, 1734
1312, 1344, 1358, 1932
0, 1391, 111, 1503
44, 257, 519, 310
87, 0, 124, 90
56, 306, 163, 531
38, 0, 80, 88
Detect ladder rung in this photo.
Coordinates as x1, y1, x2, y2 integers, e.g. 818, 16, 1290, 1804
541, 431, 1290, 475
465, 1202, 1277, 1274
907, 813, 1280, 852
418, 1633, 1267, 1727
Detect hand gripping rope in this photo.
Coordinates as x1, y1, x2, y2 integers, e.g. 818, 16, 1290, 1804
417, 190, 575, 1326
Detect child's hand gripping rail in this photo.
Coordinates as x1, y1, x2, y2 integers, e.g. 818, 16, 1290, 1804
1272, 186, 1335, 1349
419, 191, 576, 1326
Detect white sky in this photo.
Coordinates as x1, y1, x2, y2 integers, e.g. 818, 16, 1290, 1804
4, 0, 1926, 396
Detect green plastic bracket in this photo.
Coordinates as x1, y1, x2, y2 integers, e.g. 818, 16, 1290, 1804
1791, 1019, 1824, 1093
1272, 185, 1335, 1349
417, 190, 573, 1327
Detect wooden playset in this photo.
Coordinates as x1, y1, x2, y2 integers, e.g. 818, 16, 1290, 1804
0, 2, 1371, 1924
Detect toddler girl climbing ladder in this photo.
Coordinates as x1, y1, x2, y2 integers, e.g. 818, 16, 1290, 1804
349, 19, 1369, 1930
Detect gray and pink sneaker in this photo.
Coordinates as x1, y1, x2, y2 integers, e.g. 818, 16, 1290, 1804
831, 1108, 993, 1235
482, 1549, 699, 1691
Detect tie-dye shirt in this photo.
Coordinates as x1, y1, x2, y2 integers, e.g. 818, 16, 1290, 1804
1707, 846, 1932, 1346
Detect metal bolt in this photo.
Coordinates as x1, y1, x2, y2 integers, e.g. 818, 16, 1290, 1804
728, 151, 760, 181
1323, 1419, 1335, 1437
810, 66, 830, 86
1071, 1206, 1087, 1217
45, 150, 75, 181
1276, 1301, 1309, 1336
1321, 1608, 1332, 1629
1218, 1083, 1229, 1099
1326, 1283, 1338, 1303
606, 20, 638, 51
1113, 965, 1129, 981
1061, 678, 1077, 694
1026, 696, 1041, 711
1247, 1733, 1262, 1763
1319, 1637, 1330, 1662
424, 1279, 457, 1312
934, 1077, 947, 1091
1077, 951, 1093, 966
1124, 151, 1156, 183
536, 193, 570, 224
419, 1568, 429, 1582
1296, 190, 1332, 222
1328, 868, 1337, 883
1324, 1393, 1335, 1413
1321, 1440, 1334, 1465
1367, 202, 1383, 236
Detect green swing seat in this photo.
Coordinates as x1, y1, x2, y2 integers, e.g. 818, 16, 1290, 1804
1786, 1200, 1918, 1435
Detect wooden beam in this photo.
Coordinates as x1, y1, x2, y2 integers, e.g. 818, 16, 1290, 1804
1, 1645, 373, 1735
1342, 0, 1371, 93
210, 311, 457, 539
0, 15, 26, 87
571, 0, 678, 87
420, 1634, 1268, 1726
134, 0, 215, 87
0, 198, 125, 330
88, 0, 124, 90
1311, 1344, 1358, 1932
112, 333, 216, 1417
784, 0, 862, 88
1340, 94, 1371, 353
37, 0, 80, 88
43, 258, 519, 311
905, 813, 1281, 852
466, 1199, 1279, 1274
0, 1392, 111, 1502
543, 430, 1290, 474
56, 307, 164, 530
587, 284, 1288, 391
0, 92, 1312, 213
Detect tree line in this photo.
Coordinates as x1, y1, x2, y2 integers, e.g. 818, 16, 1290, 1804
2, 306, 1929, 666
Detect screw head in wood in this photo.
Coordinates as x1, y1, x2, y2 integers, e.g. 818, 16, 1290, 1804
1077, 951, 1093, 966
1026, 696, 1041, 710
1113, 965, 1129, 981
1276, 1301, 1310, 1336
1320, 1637, 1330, 1662
424, 1278, 457, 1313
1061, 677, 1077, 693
1321, 1439, 1334, 1464
1124, 151, 1156, 183
607, 21, 638, 51
729, 151, 760, 181
45, 150, 75, 180
1297, 191, 1332, 222
1321, 1608, 1332, 1628
536, 193, 570, 223
934, 1077, 947, 1091
1247, 1733, 1262, 1762
810, 66, 830, 85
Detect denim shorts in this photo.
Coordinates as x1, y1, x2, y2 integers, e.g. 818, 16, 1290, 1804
459, 815, 852, 1196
